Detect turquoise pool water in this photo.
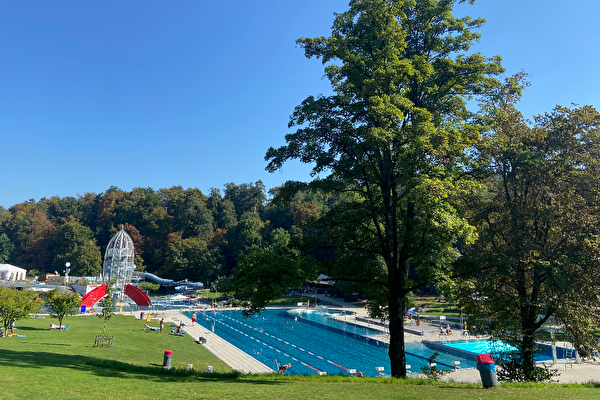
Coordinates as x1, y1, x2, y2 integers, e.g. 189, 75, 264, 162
444, 340, 517, 354
185, 308, 477, 376
435, 339, 568, 362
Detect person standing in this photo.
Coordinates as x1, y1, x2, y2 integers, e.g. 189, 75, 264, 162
159, 318, 164, 333
191, 312, 197, 326
10, 318, 16, 334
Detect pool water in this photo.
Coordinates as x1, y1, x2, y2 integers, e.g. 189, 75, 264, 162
435, 339, 569, 362
445, 340, 517, 354
186, 309, 477, 376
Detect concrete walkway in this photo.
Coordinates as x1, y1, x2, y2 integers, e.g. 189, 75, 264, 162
149, 310, 274, 374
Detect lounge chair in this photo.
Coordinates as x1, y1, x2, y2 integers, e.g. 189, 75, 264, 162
50, 324, 69, 329
144, 324, 160, 331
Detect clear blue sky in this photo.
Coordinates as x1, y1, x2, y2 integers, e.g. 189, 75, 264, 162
1, 1, 598, 209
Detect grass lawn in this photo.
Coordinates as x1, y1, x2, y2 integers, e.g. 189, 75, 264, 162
1, 313, 599, 399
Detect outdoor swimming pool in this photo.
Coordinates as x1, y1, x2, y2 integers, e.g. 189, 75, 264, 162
185, 308, 478, 376
444, 340, 517, 354
430, 339, 569, 362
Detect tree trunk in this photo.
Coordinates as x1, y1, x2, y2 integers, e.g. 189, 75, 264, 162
388, 281, 407, 377
521, 326, 537, 380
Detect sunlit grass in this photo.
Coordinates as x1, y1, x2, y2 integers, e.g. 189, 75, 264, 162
2, 308, 600, 399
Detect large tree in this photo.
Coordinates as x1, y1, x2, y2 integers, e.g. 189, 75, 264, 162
263, 0, 503, 377
0, 287, 41, 332
458, 97, 600, 380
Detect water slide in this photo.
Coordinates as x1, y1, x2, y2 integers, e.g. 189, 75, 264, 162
144, 273, 174, 286
143, 272, 204, 289
80, 283, 152, 307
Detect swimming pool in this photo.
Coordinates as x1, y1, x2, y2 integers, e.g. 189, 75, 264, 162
185, 308, 477, 376
444, 340, 517, 354
428, 339, 569, 362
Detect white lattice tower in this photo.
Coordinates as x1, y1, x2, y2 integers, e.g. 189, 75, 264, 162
102, 227, 135, 299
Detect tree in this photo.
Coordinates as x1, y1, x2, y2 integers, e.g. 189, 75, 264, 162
457, 97, 600, 380
138, 282, 160, 293
42, 289, 81, 329
0, 233, 14, 263
53, 216, 102, 276
0, 287, 41, 332
263, 0, 503, 377
178, 194, 214, 240
224, 181, 266, 217
163, 237, 222, 282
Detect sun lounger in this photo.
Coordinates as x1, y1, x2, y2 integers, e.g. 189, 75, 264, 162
50, 324, 69, 329
144, 324, 160, 331
170, 330, 187, 336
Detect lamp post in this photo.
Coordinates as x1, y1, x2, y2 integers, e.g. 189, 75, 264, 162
64, 262, 71, 284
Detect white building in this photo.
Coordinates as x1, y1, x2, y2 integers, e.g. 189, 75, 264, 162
0, 264, 27, 281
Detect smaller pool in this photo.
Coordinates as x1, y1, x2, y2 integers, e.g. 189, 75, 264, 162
427, 339, 570, 362
444, 340, 517, 354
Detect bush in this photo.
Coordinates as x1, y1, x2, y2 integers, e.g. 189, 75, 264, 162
420, 351, 450, 381
496, 351, 560, 382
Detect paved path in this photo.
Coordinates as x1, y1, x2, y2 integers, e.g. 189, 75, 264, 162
148, 310, 274, 374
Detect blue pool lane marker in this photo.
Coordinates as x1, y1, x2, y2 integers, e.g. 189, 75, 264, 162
203, 310, 357, 375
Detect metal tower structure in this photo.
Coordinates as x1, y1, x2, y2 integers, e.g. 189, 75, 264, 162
102, 227, 135, 299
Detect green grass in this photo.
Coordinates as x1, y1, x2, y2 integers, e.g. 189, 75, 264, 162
1, 313, 600, 399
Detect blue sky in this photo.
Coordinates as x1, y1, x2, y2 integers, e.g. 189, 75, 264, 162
1, 1, 599, 209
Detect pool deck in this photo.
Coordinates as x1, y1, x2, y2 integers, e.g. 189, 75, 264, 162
149, 295, 600, 383
158, 310, 274, 374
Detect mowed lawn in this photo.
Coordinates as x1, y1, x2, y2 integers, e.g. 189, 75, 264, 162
0, 314, 599, 400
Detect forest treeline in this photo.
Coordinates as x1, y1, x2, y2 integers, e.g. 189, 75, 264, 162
0, 181, 331, 285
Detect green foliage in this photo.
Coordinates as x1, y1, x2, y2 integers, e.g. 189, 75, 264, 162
0, 287, 41, 331
420, 351, 450, 381
233, 249, 318, 317
53, 216, 102, 276
457, 93, 600, 379
138, 282, 160, 293
212, 275, 234, 297
27, 268, 40, 278
224, 181, 266, 217
0, 233, 15, 263
265, 0, 502, 377
496, 351, 560, 383
41, 288, 81, 328
164, 236, 222, 282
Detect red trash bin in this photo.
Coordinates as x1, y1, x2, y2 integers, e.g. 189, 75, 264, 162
163, 350, 173, 369
476, 353, 497, 388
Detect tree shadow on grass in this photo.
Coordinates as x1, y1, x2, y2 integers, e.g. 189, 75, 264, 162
14, 326, 47, 331
0, 348, 284, 386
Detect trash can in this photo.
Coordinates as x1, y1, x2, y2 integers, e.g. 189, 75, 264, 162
163, 350, 173, 369
476, 353, 497, 388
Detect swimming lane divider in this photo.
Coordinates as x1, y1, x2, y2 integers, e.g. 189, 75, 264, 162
213, 319, 325, 374
209, 310, 355, 375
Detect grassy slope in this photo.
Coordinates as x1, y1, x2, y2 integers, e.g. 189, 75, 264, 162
0, 314, 598, 399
